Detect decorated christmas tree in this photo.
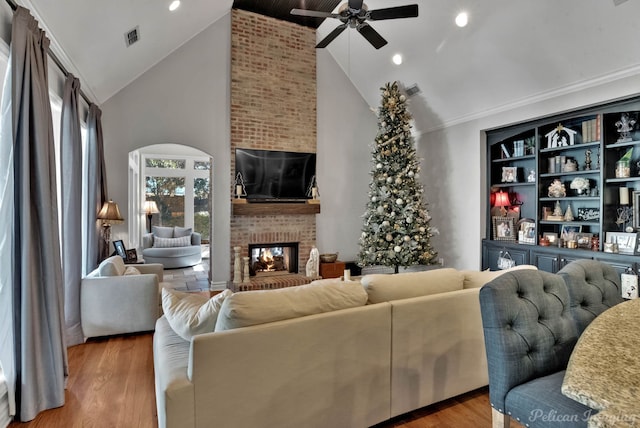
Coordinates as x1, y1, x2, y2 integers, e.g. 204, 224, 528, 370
357, 82, 437, 273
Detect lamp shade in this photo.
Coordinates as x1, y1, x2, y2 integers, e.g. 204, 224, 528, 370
494, 191, 510, 207
97, 199, 124, 224
144, 200, 160, 214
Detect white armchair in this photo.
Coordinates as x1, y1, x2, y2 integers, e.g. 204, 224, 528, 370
81, 255, 163, 339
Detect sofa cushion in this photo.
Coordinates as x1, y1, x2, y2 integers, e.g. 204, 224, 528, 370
162, 288, 232, 341
124, 266, 141, 276
154, 236, 192, 248
361, 268, 465, 304
174, 226, 192, 238
215, 281, 368, 331
152, 225, 175, 238
97, 255, 127, 277
462, 265, 538, 289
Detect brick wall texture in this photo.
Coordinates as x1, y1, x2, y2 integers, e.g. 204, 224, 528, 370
230, 9, 317, 276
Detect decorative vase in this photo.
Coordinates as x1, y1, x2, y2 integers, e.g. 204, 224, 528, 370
574, 188, 588, 196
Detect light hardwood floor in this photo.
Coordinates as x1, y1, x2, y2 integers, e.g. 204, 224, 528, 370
8, 331, 521, 428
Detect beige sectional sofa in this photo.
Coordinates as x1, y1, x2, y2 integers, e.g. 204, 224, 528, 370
153, 266, 534, 428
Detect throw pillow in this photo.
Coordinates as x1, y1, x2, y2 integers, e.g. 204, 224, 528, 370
153, 236, 192, 248
174, 226, 192, 238
215, 281, 368, 331
124, 266, 141, 276
161, 288, 232, 341
462, 265, 538, 289
97, 255, 127, 277
152, 225, 174, 238
361, 268, 465, 304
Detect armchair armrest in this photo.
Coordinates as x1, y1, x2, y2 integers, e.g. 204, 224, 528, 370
135, 263, 164, 282
81, 274, 160, 338
191, 232, 202, 246
143, 233, 154, 249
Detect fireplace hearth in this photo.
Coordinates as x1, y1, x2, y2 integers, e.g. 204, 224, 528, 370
248, 242, 299, 275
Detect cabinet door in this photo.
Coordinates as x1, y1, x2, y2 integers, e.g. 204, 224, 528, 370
531, 251, 559, 273
593, 254, 637, 276
559, 254, 586, 270
483, 242, 529, 271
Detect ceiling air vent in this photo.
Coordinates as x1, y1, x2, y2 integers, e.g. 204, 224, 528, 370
124, 26, 140, 47
405, 84, 421, 97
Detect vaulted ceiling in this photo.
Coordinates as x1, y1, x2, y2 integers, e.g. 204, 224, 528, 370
22, 0, 640, 130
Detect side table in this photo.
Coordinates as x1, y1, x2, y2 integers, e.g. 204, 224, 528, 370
320, 261, 346, 279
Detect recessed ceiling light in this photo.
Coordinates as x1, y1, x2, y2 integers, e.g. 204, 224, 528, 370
455, 11, 468, 27
169, 0, 181, 11
392, 54, 403, 65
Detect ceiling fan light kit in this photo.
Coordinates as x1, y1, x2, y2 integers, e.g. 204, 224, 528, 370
291, 0, 418, 49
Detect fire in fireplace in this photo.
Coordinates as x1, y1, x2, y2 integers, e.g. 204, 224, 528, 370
249, 242, 299, 275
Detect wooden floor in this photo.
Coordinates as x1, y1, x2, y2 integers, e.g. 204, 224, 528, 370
8, 332, 522, 428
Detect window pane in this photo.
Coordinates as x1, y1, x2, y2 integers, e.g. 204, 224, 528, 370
194, 177, 210, 242
146, 176, 185, 228
145, 158, 186, 169
194, 160, 211, 170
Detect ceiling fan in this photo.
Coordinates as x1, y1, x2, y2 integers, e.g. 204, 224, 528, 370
291, 0, 418, 49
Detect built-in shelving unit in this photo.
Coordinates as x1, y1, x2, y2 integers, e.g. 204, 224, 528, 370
483, 96, 640, 274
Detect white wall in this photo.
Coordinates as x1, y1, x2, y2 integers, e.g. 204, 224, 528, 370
316, 50, 377, 261
419, 74, 640, 271
101, 14, 231, 283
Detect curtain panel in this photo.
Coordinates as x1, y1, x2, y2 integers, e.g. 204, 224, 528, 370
60, 75, 84, 347
7, 6, 68, 421
84, 104, 107, 273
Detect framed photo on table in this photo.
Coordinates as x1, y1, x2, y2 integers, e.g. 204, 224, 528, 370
125, 249, 138, 263
113, 240, 126, 258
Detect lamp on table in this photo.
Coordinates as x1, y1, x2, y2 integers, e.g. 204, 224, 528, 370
97, 199, 124, 257
144, 200, 160, 233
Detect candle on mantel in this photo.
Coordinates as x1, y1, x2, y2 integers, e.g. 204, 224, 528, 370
236, 184, 243, 197
620, 187, 629, 205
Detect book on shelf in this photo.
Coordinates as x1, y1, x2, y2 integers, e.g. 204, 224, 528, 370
501, 144, 510, 158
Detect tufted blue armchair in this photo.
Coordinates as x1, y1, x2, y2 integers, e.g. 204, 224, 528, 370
479, 269, 593, 428
557, 259, 624, 335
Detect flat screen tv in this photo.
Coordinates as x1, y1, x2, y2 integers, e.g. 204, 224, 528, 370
235, 148, 316, 201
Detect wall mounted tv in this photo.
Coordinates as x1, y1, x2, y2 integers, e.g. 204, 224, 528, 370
235, 148, 316, 201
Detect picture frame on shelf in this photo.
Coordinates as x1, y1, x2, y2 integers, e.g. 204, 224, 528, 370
543, 232, 558, 244
518, 221, 536, 245
560, 225, 582, 242
492, 216, 516, 241
605, 232, 638, 255
501, 166, 518, 183
575, 233, 593, 249
633, 191, 640, 230
113, 240, 126, 258
577, 208, 600, 222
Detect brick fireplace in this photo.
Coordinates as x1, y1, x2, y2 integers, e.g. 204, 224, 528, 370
229, 9, 317, 279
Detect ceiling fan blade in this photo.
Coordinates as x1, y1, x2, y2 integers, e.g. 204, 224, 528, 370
316, 24, 348, 48
348, 0, 364, 12
369, 4, 418, 20
290, 8, 338, 19
357, 23, 387, 49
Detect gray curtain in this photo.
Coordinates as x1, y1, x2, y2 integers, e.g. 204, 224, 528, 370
84, 104, 107, 273
60, 75, 83, 346
8, 6, 68, 421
